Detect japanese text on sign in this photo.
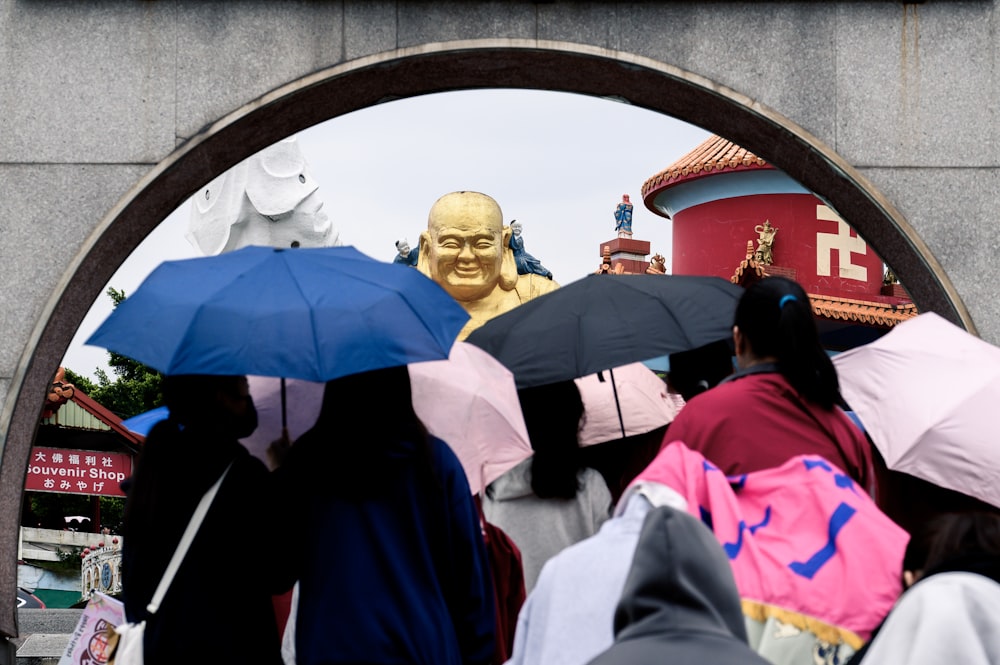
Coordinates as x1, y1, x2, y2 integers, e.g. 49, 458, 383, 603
25, 447, 132, 498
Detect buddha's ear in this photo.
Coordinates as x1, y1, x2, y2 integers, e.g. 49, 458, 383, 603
499, 225, 517, 290
416, 230, 432, 277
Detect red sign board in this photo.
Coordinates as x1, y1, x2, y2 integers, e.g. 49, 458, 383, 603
25, 447, 132, 498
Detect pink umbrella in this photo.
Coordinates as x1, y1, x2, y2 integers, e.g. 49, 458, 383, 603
241, 376, 325, 465
241, 342, 532, 494
574, 362, 682, 446
833, 312, 1000, 509
409, 342, 532, 494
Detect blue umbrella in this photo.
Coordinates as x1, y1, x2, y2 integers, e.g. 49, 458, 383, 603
86, 245, 469, 382
120, 405, 170, 437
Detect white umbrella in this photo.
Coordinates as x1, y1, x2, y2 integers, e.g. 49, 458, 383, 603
833, 312, 1000, 508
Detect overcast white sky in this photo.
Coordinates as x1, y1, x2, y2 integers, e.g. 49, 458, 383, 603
62, 89, 711, 380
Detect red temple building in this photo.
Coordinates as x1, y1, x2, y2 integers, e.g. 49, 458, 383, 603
640, 135, 917, 349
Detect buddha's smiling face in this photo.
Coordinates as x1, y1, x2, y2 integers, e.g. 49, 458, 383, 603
426, 193, 504, 302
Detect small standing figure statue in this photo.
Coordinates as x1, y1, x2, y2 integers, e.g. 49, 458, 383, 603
393, 237, 419, 266
509, 221, 553, 280
753, 220, 778, 265
883, 266, 898, 286
614, 194, 634, 237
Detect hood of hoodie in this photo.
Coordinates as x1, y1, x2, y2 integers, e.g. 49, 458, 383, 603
613, 505, 748, 643
486, 456, 537, 500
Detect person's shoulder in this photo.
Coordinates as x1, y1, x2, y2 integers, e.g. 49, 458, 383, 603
428, 434, 459, 461
579, 467, 613, 501
677, 380, 739, 411
229, 444, 271, 480
428, 436, 470, 480
579, 466, 609, 488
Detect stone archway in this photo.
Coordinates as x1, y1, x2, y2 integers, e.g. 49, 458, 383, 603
0, 40, 968, 639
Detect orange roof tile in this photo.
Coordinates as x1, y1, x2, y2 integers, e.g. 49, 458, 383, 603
730, 241, 770, 286
808, 294, 918, 328
642, 135, 771, 198
730, 254, 916, 328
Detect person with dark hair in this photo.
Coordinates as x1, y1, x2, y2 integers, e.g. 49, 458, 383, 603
662, 276, 873, 489
482, 380, 613, 592
847, 511, 1000, 664
121, 374, 287, 665
276, 365, 496, 665
586, 505, 771, 665
666, 339, 734, 402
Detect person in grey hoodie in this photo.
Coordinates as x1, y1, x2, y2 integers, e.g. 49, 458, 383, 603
505, 484, 688, 665
587, 505, 771, 665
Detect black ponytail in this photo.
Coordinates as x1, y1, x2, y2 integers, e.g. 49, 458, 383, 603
734, 276, 840, 409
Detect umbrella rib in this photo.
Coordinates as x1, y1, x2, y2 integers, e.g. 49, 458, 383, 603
329, 264, 466, 362
281, 255, 325, 381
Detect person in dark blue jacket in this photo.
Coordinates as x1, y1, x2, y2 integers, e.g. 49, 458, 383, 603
277, 364, 497, 665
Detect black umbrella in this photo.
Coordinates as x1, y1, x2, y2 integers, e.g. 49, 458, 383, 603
465, 274, 744, 389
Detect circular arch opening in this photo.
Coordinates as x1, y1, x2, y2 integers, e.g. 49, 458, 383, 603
1, 40, 970, 631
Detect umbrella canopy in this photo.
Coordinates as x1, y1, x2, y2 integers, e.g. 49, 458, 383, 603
832, 312, 1000, 508
240, 376, 325, 463
465, 274, 743, 388
129, 343, 532, 495
409, 342, 532, 494
120, 406, 170, 437
575, 363, 682, 446
121, 379, 325, 461
86, 245, 468, 382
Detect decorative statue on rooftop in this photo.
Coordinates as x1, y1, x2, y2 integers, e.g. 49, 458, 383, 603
509, 221, 553, 280
646, 253, 667, 275
614, 194, 634, 237
393, 238, 419, 266
417, 191, 559, 339
754, 219, 778, 265
883, 266, 899, 286
187, 136, 341, 255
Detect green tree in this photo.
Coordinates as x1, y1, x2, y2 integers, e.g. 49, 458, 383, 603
64, 287, 164, 419
61, 368, 96, 396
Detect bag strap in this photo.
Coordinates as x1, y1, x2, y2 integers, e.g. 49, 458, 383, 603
145, 463, 232, 615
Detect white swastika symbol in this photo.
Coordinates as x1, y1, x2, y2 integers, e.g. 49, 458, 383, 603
815, 205, 867, 281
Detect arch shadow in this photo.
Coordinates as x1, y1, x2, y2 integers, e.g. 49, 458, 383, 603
0, 40, 969, 637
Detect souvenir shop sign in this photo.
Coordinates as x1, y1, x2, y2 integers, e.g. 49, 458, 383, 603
25, 447, 131, 497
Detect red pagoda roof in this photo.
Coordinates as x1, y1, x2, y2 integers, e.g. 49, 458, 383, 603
642, 135, 772, 200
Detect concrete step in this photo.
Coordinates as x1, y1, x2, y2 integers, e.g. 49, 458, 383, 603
15, 634, 68, 665
14, 609, 82, 664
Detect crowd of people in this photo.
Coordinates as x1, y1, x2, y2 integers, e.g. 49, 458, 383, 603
119, 275, 1000, 665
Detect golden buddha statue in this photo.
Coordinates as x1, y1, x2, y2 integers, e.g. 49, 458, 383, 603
417, 191, 559, 339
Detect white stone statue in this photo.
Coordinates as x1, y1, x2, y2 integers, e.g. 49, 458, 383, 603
187, 136, 340, 255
